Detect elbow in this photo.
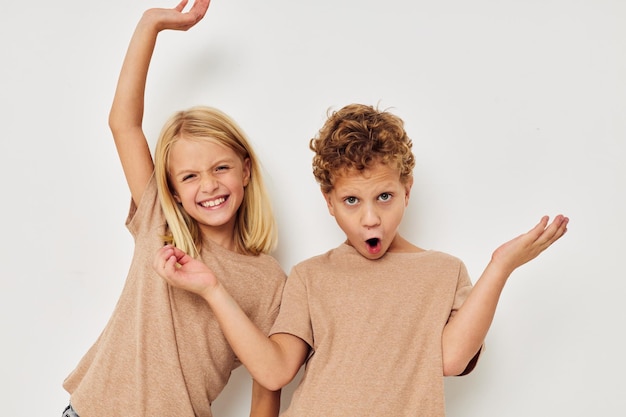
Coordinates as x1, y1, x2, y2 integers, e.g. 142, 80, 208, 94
254, 368, 298, 392
108, 111, 123, 137
442, 347, 482, 377
441, 346, 472, 376
261, 380, 286, 393
442, 358, 467, 377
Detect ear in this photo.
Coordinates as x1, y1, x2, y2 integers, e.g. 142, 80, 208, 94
242, 157, 251, 187
173, 191, 181, 204
323, 190, 336, 217
404, 176, 414, 206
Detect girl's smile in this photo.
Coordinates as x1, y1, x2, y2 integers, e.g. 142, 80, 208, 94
199, 196, 227, 208
168, 137, 250, 249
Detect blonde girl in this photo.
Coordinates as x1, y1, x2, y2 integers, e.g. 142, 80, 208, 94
62, 2, 285, 416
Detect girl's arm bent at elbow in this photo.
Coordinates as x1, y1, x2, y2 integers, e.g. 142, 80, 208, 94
155, 244, 309, 390
206, 283, 309, 391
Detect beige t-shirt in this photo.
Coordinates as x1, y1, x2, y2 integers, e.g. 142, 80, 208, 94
63, 175, 286, 417
270, 243, 476, 417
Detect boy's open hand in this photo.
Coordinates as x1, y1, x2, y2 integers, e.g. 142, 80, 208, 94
154, 244, 218, 299
144, 0, 211, 32
491, 215, 569, 275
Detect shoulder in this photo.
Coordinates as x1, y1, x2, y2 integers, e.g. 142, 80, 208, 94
424, 250, 464, 264
410, 250, 466, 271
293, 244, 345, 268
202, 242, 287, 282
255, 253, 287, 276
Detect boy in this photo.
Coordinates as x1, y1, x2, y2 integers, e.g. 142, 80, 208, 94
155, 103, 569, 416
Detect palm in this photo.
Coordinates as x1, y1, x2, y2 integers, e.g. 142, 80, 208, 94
146, 0, 210, 32
491, 215, 569, 273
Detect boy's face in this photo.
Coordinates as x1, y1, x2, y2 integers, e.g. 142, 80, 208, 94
323, 163, 412, 260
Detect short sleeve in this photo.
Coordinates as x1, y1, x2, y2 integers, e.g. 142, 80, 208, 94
125, 173, 165, 240
449, 260, 483, 376
269, 266, 314, 349
450, 261, 473, 316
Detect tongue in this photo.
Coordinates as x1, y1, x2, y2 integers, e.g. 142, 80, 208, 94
366, 238, 381, 254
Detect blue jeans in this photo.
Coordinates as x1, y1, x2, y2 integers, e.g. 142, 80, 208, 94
62, 404, 79, 417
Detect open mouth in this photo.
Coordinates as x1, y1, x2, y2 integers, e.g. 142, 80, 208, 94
199, 196, 227, 208
366, 238, 379, 247
365, 238, 382, 254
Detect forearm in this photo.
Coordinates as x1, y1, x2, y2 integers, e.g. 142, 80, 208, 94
108, 12, 163, 204
109, 14, 159, 136
204, 284, 298, 390
441, 261, 512, 375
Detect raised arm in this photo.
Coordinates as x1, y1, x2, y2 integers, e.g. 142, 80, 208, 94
441, 214, 569, 376
109, 0, 210, 205
154, 245, 309, 391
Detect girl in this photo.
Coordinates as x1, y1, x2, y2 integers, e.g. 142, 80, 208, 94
62, 1, 285, 416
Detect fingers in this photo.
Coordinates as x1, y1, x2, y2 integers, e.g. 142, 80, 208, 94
189, 0, 211, 20
174, 0, 189, 12
532, 214, 569, 251
153, 245, 174, 275
153, 244, 187, 274
177, 0, 210, 24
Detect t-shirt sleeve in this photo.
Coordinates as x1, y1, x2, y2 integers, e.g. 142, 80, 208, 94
125, 173, 165, 240
450, 260, 483, 376
268, 266, 314, 349
450, 260, 473, 316
254, 260, 287, 337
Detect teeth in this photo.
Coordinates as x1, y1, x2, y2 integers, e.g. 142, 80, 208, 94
200, 197, 225, 207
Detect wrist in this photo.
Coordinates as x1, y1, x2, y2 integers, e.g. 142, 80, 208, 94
139, 10, 164, 34
484, 259, 514, 283
202, 281, 227, 306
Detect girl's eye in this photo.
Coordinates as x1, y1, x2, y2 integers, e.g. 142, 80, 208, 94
378, 193, 392, 202
182, 174, 195, 181
216, 165, 230, 172
345, 197, 358, 206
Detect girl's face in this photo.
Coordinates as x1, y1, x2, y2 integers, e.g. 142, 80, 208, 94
323, 162, 412, 260
168, 137, 250, 249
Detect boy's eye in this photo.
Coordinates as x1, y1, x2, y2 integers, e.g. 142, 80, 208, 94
345, 197, 358, 206
378, 193, 392, 202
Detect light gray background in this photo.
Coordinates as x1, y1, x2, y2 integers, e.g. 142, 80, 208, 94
1, 0, 624, 415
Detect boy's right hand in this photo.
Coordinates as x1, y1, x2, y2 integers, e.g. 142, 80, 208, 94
143, 0, 211, 32
154, 244, 218, 299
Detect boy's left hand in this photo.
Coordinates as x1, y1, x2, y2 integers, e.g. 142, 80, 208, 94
491, 215, 569, 274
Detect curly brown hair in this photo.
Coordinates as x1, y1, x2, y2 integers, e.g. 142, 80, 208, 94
310, 103, 415, 193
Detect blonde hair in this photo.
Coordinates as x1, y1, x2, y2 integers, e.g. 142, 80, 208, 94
154, 106, 277, 257
310, 103, 415, 194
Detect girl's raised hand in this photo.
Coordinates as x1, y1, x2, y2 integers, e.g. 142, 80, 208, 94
490, 214, 569, 275
154, 245, 218, 298
144, 0, 211, 32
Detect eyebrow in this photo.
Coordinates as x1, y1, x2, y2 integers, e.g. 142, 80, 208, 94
171, 157, 238, 177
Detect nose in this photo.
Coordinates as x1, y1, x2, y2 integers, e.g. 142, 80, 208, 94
200, 174, 218, 192
361, 203, 381, 228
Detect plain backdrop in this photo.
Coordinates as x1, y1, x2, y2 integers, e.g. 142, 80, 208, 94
1, 0, 624, 416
